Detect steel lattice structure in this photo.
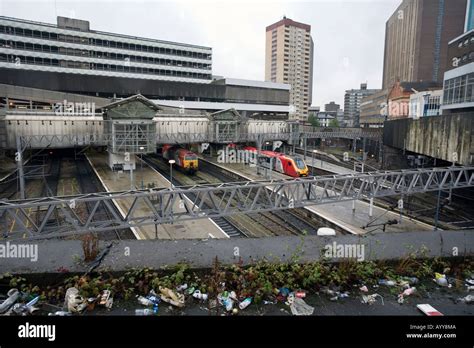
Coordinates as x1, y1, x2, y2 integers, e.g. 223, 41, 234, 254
1, 166, 472, 239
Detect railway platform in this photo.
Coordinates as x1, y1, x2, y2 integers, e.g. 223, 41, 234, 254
86, 151, 228, 240
202, 156, 434, 235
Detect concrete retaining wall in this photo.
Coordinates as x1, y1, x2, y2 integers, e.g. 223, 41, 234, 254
383, 113, 474, 165
0, 230, 472, 274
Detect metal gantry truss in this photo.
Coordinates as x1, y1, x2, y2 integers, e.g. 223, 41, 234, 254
1, 166, 472, 239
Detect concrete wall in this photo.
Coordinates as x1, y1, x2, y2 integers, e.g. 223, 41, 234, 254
1, 230, 472, 274
383, 113, 474, 165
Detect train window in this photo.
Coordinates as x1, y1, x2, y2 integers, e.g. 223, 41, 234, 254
294, 158, 306, 169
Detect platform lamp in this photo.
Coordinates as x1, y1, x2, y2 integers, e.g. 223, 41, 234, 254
168, 159, 175, 189
312, 149, 317, 176
139, 146, 145, 189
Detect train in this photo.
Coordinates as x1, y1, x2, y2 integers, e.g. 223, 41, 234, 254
242, 146, 309, 177
162, 145, 199, 174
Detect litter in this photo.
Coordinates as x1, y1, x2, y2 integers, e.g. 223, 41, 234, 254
158, 287, 185, 308
287, 294, 314, 316
48, 311, 71, 316
378, 279, 396, 286
466, 279, 474, 286
417, 304, 443, 316
398, 287, 416, 304
458, 294, 474, 304
263, 300, 277, 305
192, 290, 208, 301
295, 291, 306, 298
86, 298, 97, 311
238, 297, 252, 310
433, 273, 451, 287
12, 295, 40, 315
361, 294, 384, 305
217, 292, 235, 311
279, 287, 291, 297
176, 284, 188, 292
359, 286, 368, 293
137, 296, 154, 306
135, 308, 154, 316
0, 289, 20, 314
64, 287, 87, 313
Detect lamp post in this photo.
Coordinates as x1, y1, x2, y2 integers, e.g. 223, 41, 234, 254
139, 146, 144, 189
168, 159, 175, 189
312, 149, 317, 176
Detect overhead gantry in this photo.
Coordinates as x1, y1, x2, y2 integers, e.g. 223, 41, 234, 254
1, 165, 472, 239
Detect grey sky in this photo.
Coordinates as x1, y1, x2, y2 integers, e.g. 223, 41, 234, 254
0, 0, 400, 108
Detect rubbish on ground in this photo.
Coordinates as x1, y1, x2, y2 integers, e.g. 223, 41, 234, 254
263, 300, 277, 305
153, 303, 159, 314
48, 311, 71, 316
359, 286, 368, 292
467, 286, 474, 291
405, 277, 419, 285
361, 294, 384, 305
176, 284, 188, 291
192, 290, 208, 301
287, 294, 314, 316
138, 296, 154, 306
135, 308, 154, 316
218, 293, 234, 311
433, 273, 451, 287
208, 299, 217, 309
229, 291, 238, 301
397, 287, 416, 304
64, 287, 87, 313
465, 279, 474, 286
99, 290, 111, 306
295, 291, 306, 298
0, 289, 20, 314
378, 279, 396, 286
279, 287, 290, 297
86, 297, 97, 311
317, 227, 336, 236
458, 294, 474, 304
239, 297, 252, 310
158, 287, 185, 308
232, 308, 238, 315
186, 287, 195, 295
12, 295, 40, 315
417, 304, 443, 316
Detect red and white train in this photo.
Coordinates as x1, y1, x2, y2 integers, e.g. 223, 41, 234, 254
242, 146, 309, 177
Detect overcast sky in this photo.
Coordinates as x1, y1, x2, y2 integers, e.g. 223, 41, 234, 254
1, 0, 400, 108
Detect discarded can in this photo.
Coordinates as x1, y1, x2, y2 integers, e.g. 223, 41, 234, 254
295, 291, 306, 298
135, 308, 154, 316
239, 297, 252, 310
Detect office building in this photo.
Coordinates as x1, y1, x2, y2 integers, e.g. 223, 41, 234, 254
343, 83, 379, 127
382, 0, 467, 89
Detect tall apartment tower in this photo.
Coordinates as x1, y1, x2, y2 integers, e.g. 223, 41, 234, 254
265, 17, 314, 120
382, 0, 466, 89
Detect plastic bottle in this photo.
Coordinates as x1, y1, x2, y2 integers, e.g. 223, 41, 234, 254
378, 279, 396, 286
137, 296, 154, 306
135, 308, 154, 316
239, 297, 252, 310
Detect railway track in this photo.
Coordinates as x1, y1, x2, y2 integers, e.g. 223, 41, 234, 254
196, 159, 323, 236
142, 155, 247, 238
75, 154, 135, 240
